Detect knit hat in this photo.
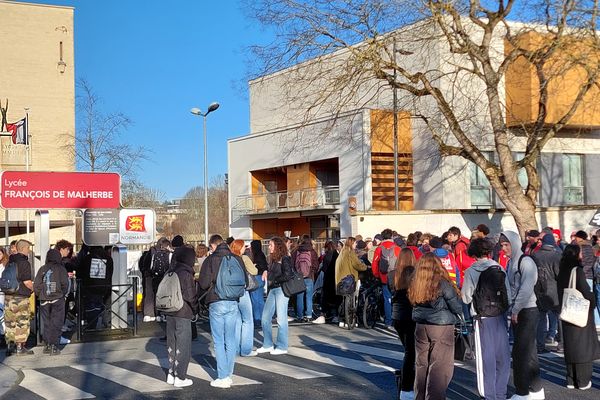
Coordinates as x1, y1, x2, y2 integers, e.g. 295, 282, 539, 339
429, 236, 444, 249
526, 229, 540, 238
171, 235, 184, 248
374, 234, 383, 242
393, 237, 406, 247
552, 229, 562, 241
355, 240, 367, 250
541, 233, 556, 246
575, 230, 588, 240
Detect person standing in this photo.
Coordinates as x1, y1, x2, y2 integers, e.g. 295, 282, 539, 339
165, 246, 197, 388
140, 237, 172, 323
335, 237, 367, 328
391, 248, 417, 400
0, 247, 9, 349
557, 244, 600, 390
447, 226, 474, 286
409, 253, 463, 400
500, 231, 544, 400
4, 240, 35, 356
291, 235, 319, 322
257, 236, 293, 355
372, 229, 401, 329
461, 238, 511, 400
314, 240, 340, 324
199, 235, 244, 388
33, 249, 69, 355
230, 239, 257, 357
249, 240, 268, 328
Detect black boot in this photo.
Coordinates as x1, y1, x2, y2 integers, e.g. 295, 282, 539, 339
15, 343, 34, 356
5, 342, 15, 357
43, 344, 51, 354
49, 344, 61, 356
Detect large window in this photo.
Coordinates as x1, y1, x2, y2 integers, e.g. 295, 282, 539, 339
470, 152, 493, 208
563, 154, 584, 205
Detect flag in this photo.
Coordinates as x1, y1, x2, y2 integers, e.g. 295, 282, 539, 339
6, 117, 28, 145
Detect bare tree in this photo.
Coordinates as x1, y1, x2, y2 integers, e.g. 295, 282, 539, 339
74, 79, 150, 181
246, 0, 600, 236
121, 179, 165, 208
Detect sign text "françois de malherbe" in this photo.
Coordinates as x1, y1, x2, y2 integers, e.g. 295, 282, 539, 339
0, 171, 121, 210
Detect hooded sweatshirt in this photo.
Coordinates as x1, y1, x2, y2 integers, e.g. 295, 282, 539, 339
33, 249, 69, 302
461, 258, 512, 317
170, 246, 198, 319
502, 230, 538, 316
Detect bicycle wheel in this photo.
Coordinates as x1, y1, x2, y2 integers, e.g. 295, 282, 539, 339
362, 292, 378, 329
312, 287, 322, 318
344, 295, 356, 330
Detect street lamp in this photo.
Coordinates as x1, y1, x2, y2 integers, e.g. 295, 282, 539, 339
190, 102, 220, 243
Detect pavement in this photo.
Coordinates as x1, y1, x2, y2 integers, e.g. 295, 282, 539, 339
0, 320, 598, 399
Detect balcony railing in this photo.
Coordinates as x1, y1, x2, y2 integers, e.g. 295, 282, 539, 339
233, 186, 340, 216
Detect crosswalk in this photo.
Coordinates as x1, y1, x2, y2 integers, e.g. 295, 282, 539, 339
12, 339, 402, 399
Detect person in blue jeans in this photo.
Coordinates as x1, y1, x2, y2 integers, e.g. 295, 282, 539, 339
230, 239, 257, 357
199, 234, 245, 389
291, 235, 319, 321
249, 240, 268, 327
257, 237, 294, 355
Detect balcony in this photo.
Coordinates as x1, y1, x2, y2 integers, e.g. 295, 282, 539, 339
233, 186, 340, 217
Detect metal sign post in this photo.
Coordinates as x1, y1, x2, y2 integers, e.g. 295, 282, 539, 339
111, 244, 128, 330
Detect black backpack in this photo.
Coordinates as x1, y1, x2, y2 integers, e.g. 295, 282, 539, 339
520, 254, 556, 311
472, 265, 509, 317
150, 249, 171, 277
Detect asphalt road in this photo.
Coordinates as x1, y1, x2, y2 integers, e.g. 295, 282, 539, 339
1, 320, 598, 400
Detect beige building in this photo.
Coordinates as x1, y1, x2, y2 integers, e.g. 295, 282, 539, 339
0, 0, 76, 244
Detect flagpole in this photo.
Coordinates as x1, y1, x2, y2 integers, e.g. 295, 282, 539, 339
25, 109, 30, 240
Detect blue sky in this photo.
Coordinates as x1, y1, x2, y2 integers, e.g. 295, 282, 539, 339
20, 0, 267, 200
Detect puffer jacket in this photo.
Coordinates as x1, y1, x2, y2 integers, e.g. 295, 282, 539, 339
412, 280, 463, 325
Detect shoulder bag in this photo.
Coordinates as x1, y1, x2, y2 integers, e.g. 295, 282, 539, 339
559, 267, 590, 328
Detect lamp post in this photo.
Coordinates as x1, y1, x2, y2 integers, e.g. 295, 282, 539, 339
190, 102, 220, 243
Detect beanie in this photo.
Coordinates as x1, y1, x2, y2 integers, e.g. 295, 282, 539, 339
541, 233, 556, 246
171, 235, 184, 248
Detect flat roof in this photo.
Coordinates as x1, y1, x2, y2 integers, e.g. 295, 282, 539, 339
0, 0, 74, 11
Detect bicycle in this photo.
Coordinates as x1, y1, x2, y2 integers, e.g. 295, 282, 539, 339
339, 280, 361, 330
361, 281, 383, 329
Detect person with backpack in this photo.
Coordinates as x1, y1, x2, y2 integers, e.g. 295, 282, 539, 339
162, 245, 198, 388
409, 253, 463, 400
447, 226, 474, 286
3, 239, 35, 356
291, 235, 319, 322
230, 239, 258, 357
199, 234, 246, 389
140, 237, 172, 323
391, 248, 417, 400
33, 249, 69, 356
500, 231, 544, 400
257, 236, 294, 355
531, 234, 561, 353
372, 228, 401, 329
461, 238, 511, 400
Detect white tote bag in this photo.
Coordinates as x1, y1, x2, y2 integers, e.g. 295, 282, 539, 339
559, 267, 590, 328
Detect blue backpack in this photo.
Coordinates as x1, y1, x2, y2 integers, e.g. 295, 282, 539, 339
215, 255, 246, 301
0, 262, 19, 295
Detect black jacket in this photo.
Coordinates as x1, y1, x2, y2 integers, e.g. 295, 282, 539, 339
199, 243, 245, 305
33, 249, 69, 301
268, 256, 294, 290
531, 244, 561, 311
9, 252, 33, 297
412, 280, 463, 325
250, 240, 268, 275
170, 247, 198, 319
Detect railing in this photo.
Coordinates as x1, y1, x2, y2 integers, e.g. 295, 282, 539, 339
233, 186, 340, 215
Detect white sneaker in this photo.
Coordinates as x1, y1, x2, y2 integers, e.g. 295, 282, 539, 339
566, 385, 575, 389
59, 336, 71, 345
579, 382, 591, 390
529, 388, 544, 399
508, 395, 530, 400
312, 316, 326, 324
143, 316, 155, 322
270, 348, 288, 355
256, 346, 274, 354
287, 316, 295, 322
173, 377, 193, 388
166, 374, 174, 385
338, 322, 348, 328
210, 378, 231, 388
242, 350, 258, 357
400, 391, 415, 400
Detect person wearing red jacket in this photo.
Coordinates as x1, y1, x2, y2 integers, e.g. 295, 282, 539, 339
447, 226, 474, 286
372, 228, 401, 329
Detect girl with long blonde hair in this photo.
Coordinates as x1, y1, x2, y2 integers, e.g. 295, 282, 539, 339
409, 253, 463, 400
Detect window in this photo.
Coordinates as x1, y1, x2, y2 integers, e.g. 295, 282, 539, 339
563, 154, 584, 205
470, 152, 493, 208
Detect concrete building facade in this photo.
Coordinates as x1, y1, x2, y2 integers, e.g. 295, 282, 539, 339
229, 19, 600, 240
0, 0, 76, 244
